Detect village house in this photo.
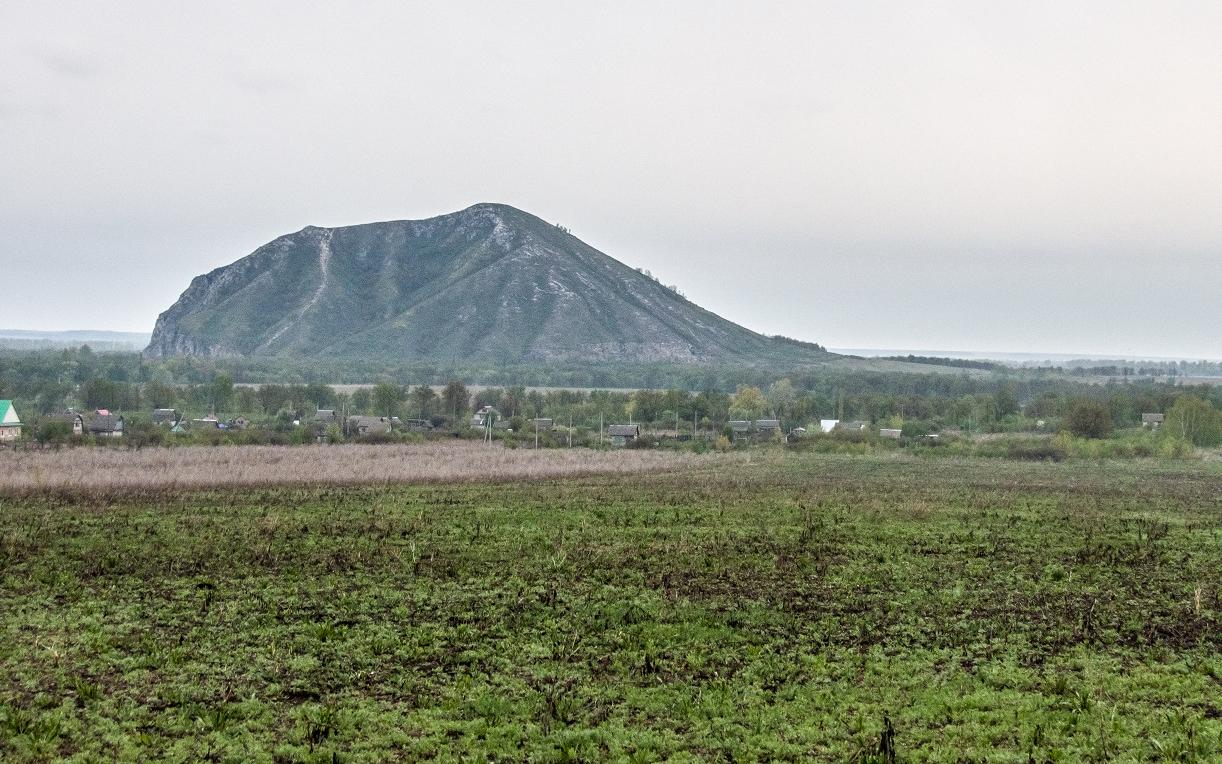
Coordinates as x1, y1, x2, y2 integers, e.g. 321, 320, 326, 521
192, 416, 220, 430
754, 419, 782, 437
607, 423, 640, 446
0, 400, 22, 441
835, 421, 867, 434
151, 408, 179, 426
529, 418, 554, 431
47, 410, 86, 436
819, 419, 839, 433
470, 405, 497, 429
403, 418, 433, 432
728, 420, 752, 439
347, 415, 393, 436
88, 410, 124, 438
879, 428, 903, 440
1142, 413, 1164, 429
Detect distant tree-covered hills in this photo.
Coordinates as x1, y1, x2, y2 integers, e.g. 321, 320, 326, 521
145, 203, 836, 366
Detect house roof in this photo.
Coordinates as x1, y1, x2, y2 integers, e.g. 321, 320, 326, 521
608, 424, 640, 437
1142, 413, 1165, 423
45, 411, 84, 424
755, 419, 781, 429
836, 421, 866, 431
89, 413, 124, 432
729, 420, 752, 432
0, 400, 20, 426
348, 415, 392, 431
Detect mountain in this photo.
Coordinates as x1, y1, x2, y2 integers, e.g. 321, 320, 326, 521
146, 203, 833, 366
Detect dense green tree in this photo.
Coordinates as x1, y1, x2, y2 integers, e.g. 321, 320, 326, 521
350, 388, 373, 414
1064, 398, 1113, 439
211, 373, 234, 412
441, 380, 470, 419
767, 379, 797, 421
994, 384, 1019, 417
82, 378, 119, 409
1165, 396, 1220, 446
373, 383, 404, 418
409, 385, 437, 419
729, 385, 767, 421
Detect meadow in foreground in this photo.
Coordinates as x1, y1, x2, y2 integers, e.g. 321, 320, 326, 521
1, 452, 1218, 761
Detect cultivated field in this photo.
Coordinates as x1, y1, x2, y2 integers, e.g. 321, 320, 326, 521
1, 452, 1219, 761
0, 443, 722, 497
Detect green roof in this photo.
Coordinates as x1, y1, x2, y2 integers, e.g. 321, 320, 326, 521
0, 400, 20, 426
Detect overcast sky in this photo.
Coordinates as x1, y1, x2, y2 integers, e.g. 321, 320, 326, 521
2, 1, 1219, 358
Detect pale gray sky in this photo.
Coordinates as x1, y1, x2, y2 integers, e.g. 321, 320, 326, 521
2, 1, 1219, 358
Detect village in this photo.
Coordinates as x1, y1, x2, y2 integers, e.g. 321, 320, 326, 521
0, 392, 1188, 456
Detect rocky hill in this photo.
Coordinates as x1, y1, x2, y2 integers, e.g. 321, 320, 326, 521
146, 203, 833, 365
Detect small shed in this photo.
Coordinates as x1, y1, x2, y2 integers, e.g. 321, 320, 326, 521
530, 418, 554, 431
728, 420, 752, 436
879, 428, 902, 440
89, 411, 124, 438
1141, 413, 1164, 428
608, 424, 640, 446
151, 408, 179, 426
192, 417, 220, 430
836, 421, 866, 434
0, 400, 23, 441
403, 418, 433, 432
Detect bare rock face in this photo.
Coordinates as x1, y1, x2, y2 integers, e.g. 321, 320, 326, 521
146, 203, 829, 365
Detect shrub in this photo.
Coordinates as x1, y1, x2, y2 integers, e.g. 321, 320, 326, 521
34, 420, 72, 444
1064, 399, 1113, 439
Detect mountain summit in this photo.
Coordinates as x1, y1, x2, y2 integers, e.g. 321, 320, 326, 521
146, 203, 830, 365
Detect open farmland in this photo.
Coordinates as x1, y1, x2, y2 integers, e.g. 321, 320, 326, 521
1, 452, 1219, 761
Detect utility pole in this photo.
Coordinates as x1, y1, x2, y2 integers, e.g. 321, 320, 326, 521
568, 413, 572, 448
534, 417, 539, 450
599, 413, 604, 445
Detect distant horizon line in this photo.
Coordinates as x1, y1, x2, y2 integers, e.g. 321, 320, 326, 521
830, 348, 1222, 364
0, 328, 1216, 364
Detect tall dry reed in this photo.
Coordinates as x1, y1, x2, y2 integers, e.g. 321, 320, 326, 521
0, 442, 730, 497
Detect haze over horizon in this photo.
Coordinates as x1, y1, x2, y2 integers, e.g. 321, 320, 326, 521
2, 2, 1219, 359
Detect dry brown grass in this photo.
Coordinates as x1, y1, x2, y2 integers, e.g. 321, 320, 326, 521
0, 442, 732, 496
